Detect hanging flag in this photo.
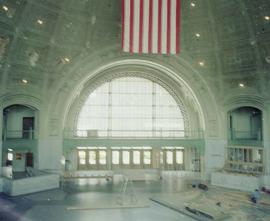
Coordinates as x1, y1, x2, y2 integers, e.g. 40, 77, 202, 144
122, 0, 181, 54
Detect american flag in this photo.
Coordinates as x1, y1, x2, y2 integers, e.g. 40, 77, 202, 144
122, 0, 181, 54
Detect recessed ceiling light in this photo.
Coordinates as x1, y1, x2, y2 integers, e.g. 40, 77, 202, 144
265, 16, 270, 21
199, 61, 205, 66
59, 57, 71, 64
2, 5, 9, 11
195, 33, 200, 38
21, 79, 28, 84
37, 19, 43, 25
239, 83, 245, 88
64, 57, 70, 63
191, 2, 196, 7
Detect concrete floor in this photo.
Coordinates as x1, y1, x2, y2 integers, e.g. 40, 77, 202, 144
0, 177, 269, 221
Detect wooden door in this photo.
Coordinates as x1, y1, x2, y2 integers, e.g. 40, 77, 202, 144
26, 152, 34, 167
23, 117, 34, 139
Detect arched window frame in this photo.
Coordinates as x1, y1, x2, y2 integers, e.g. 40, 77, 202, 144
75, 72, 190, 138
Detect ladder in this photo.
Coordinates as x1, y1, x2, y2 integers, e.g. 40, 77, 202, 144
116, 176, 137, 205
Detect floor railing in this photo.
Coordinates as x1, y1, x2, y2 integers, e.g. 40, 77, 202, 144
2, 129, 37, 140
63, 129, 204, 139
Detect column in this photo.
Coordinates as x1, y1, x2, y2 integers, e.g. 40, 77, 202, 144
0, 105, 3, 175
107, 147, 112, 170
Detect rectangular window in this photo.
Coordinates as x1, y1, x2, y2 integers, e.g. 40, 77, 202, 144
122, 151, 130, 165
166, 151, 173, 164
176, 151, 183, 164
99, 150, 107, 165
112, 151, 120, 164
89, 151, 96, 165
78, 151, 86, 165
133, 151, 141, 165
144, 151, 151, 164
226, 147, 263, 174
160, 151, 164, 164
255, 149, 263, 163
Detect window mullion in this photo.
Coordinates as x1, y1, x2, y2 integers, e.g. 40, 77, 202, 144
152, 82, 156, 137
108, 81, 112, 137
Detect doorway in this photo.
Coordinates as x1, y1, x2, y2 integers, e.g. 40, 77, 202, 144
26, 152, 34, 167
23, 117, 34, 139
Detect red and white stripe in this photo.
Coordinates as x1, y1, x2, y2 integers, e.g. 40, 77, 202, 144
122, 0, 181, 54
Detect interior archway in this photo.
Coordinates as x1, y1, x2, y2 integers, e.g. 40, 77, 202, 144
64, 59, 206, 136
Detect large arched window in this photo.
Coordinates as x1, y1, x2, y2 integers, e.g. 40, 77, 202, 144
77, 77, 186, 137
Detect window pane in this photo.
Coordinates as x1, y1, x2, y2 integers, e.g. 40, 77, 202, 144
122, 151, 130, 165
89, 151, 96, 165
99, 151, 107, 165
176, 151, 183, 164
133, 151, 140, 165
78, 151, 86, 158
253, 149, 261, 163
112, 151, 120, 164
78, 151, 86, 165
160, 151, 164, 164
166, 151, 173, 164
144, 151, 151, 164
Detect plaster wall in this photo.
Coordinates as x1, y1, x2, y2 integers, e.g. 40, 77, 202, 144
204, 139, 226, 179
38, 138, 63, 170
231, 111, 249, 130
0, 178, 2, 192
0, 141, 2, 173
211, 172, 259, 191
2, 174, 59, 196
264, 140, 270, 175
65, 150, 78, 171
229, 108, 261, 138
12, 152, 26, 172
0, 108, 2, 174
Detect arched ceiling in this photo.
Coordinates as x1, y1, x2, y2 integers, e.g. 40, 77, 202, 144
0, 0, 269, 103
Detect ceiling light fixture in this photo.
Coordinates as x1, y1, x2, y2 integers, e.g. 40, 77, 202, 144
21, 79, 28, 84
64, 57, 70, 63
191, 2, 196, 7
265, 16, 270, 21
199, 61, 205, 66
239, 83, 245, 88
2, 5, 9, 11
37, 19, 43, 25
195, 33, 200, 38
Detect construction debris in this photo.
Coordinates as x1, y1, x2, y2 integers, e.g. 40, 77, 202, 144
198, 183, 209, 191
149, 197, 230, 221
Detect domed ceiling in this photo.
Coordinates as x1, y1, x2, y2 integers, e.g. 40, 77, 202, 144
0, 0, 269, 103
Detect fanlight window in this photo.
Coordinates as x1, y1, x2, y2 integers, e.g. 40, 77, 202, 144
77, 77, 186, 137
